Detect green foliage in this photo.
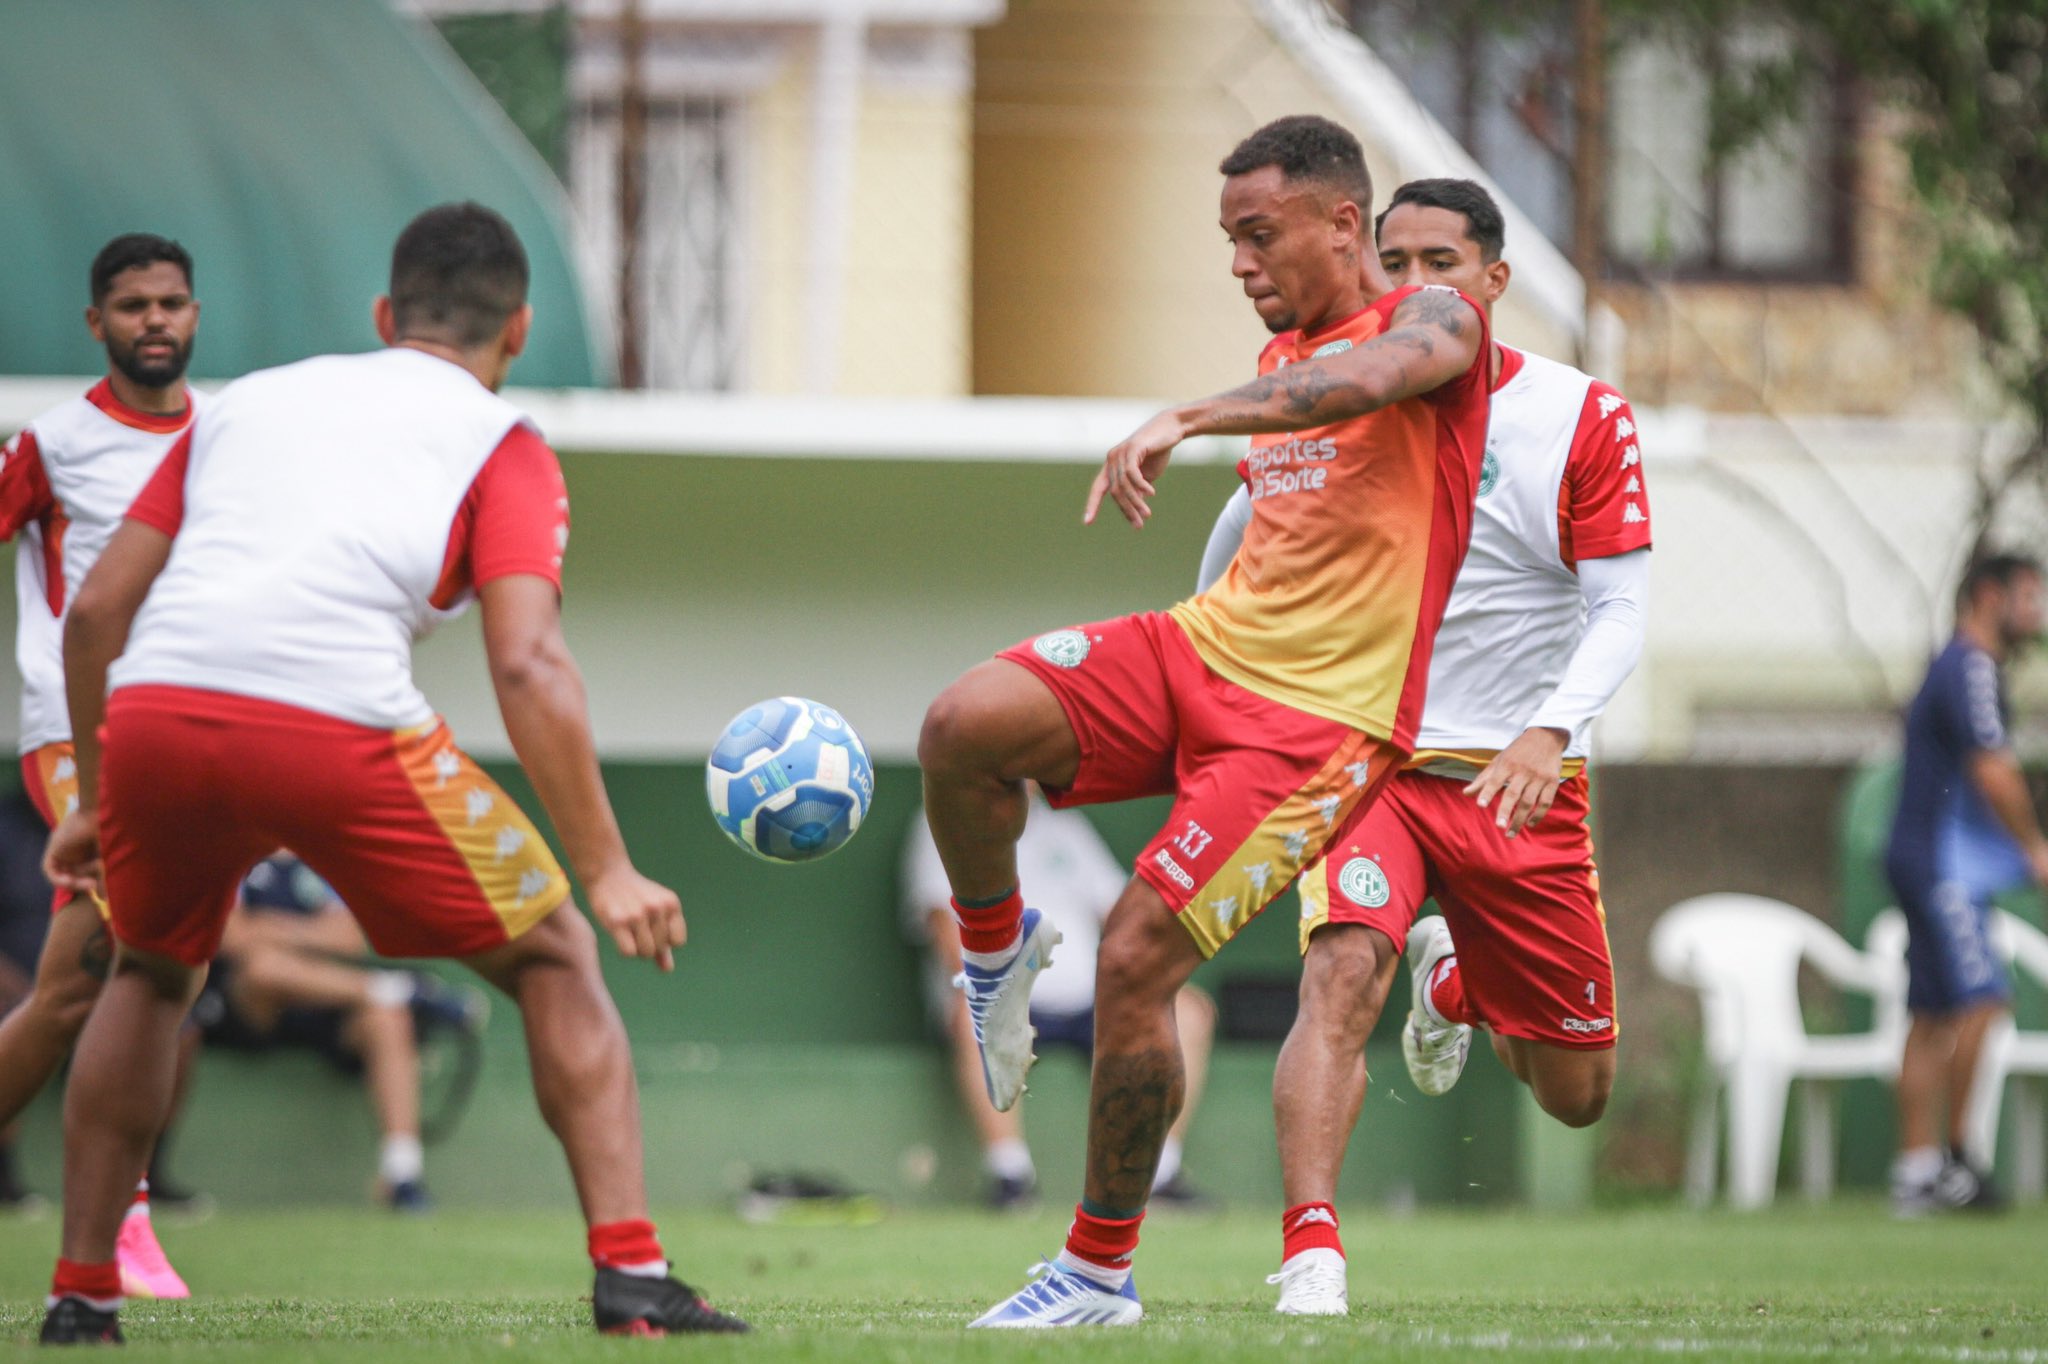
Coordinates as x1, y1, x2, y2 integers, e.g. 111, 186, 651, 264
1608, 0, 2048, 541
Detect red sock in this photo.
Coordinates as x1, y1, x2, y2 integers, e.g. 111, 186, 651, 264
50, 1258, 122, 1305
953, 890, 1024, 956
1427, 957, 1478, 1025
1063, 1204, 1144, 1276
1282, 1202, 1343, 1261
589, 1219, 666, 1272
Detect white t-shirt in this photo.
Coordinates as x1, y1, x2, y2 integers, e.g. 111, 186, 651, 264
110, 349, 552, 729
901, 800, 1128, 1018
0, 381, 198, 752
1197, 344, 1654, 772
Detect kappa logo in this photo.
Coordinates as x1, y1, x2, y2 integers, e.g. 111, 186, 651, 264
1032, 629, 1091, 670
1622, 503, 1646, 524
1620, 445, 1640, 469
1310, 338, 1353, 359
1561, 1016, 1614, 1035
1152, 848, 1195, 891
1614, 415, 1636, 441
1338, 856, 1390, 909
1597, 393, 1623, 419
1291, 1206, 1337, 1230
1478, 446, 1500, 497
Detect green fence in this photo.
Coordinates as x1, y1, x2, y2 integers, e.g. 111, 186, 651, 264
10, 760, 1543, 1212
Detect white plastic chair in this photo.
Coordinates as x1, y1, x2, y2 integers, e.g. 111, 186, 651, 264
1960, 911, 2048, 1201
1650, 894, 1908, 1209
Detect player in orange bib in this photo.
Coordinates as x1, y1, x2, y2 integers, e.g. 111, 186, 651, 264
922, 116, 1492, 1328
1207, 179, 1649, 1316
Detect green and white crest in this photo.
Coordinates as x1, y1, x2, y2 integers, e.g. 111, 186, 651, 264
1032, 629, 1091, 670
1311, 338, 1353, 359
1478, 446, 1500, 497
1338, 856, 1390, 908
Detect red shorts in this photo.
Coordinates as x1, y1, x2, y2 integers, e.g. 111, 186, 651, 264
20, 743, 87, 914
997, 613, 1399, 957
100, 685, 570, 968
1301, 768, 1617, 1049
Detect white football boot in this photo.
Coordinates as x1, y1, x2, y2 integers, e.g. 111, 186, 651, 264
1267, 1248, 1348, 1316
969, 1260, 1142, 1328
955, 908, 1061, 1111
1402, 917, 1472, 1096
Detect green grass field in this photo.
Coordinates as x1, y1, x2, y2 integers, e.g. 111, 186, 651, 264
3, 1204, 2045, 1360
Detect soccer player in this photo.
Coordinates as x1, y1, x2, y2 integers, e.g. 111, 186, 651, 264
36, 203, 747, 1344
1198, 178, 1650, 1315
0, 234, 202, 1301
920, 116, 1492, 1328
1884, 551, 2047, 1215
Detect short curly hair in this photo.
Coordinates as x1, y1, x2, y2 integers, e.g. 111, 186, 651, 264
1218, 115, 1372, 211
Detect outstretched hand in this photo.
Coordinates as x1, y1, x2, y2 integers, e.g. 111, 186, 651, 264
587, 865, 686, 972
1085, 410, 1187, 528
1463, 726, 1568, 838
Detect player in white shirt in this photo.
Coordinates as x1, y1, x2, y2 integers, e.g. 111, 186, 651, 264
0, 234, 201, 1302
1198, 180, 1650, 1316
37, 205, 744, 1344
901, 793, 1215, 1208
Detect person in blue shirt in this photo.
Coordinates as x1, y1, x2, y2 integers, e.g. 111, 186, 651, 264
1885, 551, 2047, 1214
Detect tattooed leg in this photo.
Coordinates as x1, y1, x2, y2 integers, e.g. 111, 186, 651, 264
1084, 880, 1205, 1212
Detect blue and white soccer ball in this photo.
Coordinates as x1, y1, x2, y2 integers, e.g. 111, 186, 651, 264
706, 697, 875, 863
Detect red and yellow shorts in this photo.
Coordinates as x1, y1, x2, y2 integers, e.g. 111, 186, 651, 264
1301, 768, 1617, 1048
20, 742, 93, 915
997, 613, 1400, 958
100, 685, 570, 968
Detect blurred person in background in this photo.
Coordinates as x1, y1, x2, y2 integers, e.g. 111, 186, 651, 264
901, 792, 1215, 1211
195, 854, 489, 1212
0, 234, 202, 1298
1884, 551, 2047, 1215
1200, 177, 1647, 1314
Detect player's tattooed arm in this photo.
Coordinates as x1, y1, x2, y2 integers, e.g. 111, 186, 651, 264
1085, 289, 1482, 528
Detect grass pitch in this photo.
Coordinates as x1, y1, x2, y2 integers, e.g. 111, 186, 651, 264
1, 1203, 2043, 1361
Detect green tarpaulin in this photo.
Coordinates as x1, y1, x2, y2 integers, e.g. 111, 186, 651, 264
0, 0, 605, 386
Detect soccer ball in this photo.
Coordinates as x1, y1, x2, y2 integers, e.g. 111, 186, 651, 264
706, 697, 875, 863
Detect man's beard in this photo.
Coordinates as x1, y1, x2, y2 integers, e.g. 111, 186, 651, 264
107, 335, 192, 390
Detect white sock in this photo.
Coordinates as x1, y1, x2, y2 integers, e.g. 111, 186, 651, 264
367, 971, 417, 1009
1152, 1137, 1183, 1189
124, 1178, 149, 1221
379, 1135, 425, 1186
1419, 958, 1458, 1029
1055, 1248, 1130, 1291
1893, 1145, 1943, 1185
613, 1259, 670, 1280
959, 936, 1023, 972
985, 1138, 1034, 1183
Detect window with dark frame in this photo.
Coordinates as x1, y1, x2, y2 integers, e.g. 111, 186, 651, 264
1347, 1, 1859, 284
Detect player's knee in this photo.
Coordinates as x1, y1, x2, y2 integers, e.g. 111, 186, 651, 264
1298, 928, 1393, 1035
918, 680, 993, 776
35, 970, 102, 1037
1532, 1057, 1613, 1128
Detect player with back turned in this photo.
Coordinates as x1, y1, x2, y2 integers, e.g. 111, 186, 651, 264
918, 116, 1492, 1327
36, 204, 746, 1344
0, 233, 203, 1301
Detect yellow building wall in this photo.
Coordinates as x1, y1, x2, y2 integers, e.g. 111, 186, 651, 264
1605, 114, 1992, 416
745, 42, 973, 398
972, 0, 1576, 400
